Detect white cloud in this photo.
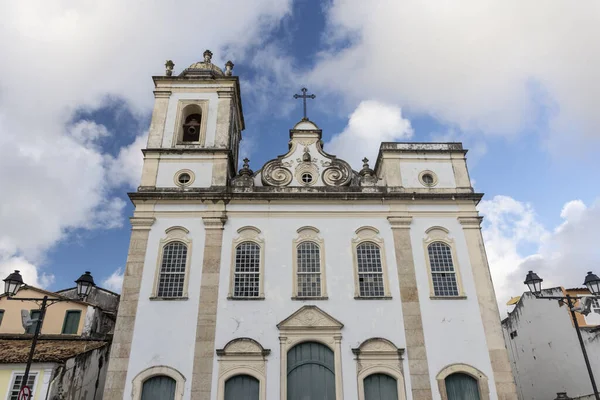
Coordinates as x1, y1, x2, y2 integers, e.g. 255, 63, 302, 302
311, 1, 600, 148
0, 1, 292, 284
325, 100, 413, 169
102, 268, 124, 293
0, 257, 54, 289
479, 196, 600, 314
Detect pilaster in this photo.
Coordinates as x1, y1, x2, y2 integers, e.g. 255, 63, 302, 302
147, 90, 172, 148
388, 216, 433, 400
104, 217, 155, 400
458, 216, 518, 400
214, 90, 233, 148
190, 215, 227, 400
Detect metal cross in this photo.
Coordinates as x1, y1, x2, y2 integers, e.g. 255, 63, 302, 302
293, 87, 316, 121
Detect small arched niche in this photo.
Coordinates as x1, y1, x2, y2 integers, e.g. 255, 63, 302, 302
174, 101, 208, 146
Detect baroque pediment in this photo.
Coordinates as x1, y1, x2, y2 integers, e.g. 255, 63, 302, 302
277, 305, 344, 330
259, 120, 356, 188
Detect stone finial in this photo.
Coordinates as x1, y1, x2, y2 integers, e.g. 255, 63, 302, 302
239, 157, 253, 176
359, 157, 374, 177
165, 60, 174, 76
203, 50, 213, 63
225, 60, 234, 76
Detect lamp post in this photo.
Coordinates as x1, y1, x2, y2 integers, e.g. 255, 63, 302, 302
524, 270, 600, 400
2, 270, 95, 392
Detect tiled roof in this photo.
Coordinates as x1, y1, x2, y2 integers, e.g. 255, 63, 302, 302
0, 339, 107, 363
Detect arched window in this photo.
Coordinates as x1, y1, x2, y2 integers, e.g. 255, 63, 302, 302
356, 242, 385, 297
233, 242, 261, 298
297, 241, 322, 297
364, 373, 398, 400
141, 375, 176, 400
157, 241, 188, 298
224, 375, 259, 400
287, 342, 335, 400
445, 373, 480, 400
428, 241, 459, 297
182, 113, 201, 142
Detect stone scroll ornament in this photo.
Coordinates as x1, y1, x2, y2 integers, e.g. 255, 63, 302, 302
261, 159, 293, 186
321, 159, 353, 186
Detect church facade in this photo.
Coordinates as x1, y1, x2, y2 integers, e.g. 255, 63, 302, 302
103, 50, 517, 400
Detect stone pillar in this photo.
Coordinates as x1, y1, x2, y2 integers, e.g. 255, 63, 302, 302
388, 216, 433, 400
104, 217, 155, 400
458, 217, 518, 400
215, 90, 233, 148
147, 91, 171, 148
334, 334, 344, 400
190, 215, 227, 400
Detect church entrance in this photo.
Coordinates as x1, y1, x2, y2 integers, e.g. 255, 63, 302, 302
287, 342, 336, 400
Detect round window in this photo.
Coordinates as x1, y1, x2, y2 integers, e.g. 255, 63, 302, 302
422, 173, 434, 185
177, 173, 191, 185
301, 173, 313, 184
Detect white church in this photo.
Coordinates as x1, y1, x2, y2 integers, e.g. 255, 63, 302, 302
104, 50, 518, 400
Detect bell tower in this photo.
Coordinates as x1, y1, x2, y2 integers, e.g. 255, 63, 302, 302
140, 50, 244, 189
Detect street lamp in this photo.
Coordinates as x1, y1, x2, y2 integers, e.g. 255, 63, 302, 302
524, 270, 600, 400
2, 270, 95, 392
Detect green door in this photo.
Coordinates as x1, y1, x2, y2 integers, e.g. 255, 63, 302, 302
364, 374, 398, 400
287, 342, 335, 400
141, 375, 176, 400
445, 373, 481, 400
224, 375, 259, 400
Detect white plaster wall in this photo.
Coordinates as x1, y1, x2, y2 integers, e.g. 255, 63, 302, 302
212, 211, 409, 400
410, 217, 497, 399
162, 92, 219, 148
124, 217, 207, 399
400, 161, 456, 188
156, 161, 212, 188
502, 292, 600, 400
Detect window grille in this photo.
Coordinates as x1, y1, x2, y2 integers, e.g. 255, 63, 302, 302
233, 242, 261, 298
157, 241, 187, 297
9, 373, 36, 400
297, 241, 321, 297
356, 242, 385, 297
428, 242, 459, 296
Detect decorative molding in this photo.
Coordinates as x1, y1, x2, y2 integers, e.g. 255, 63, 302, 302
153, 90, 172, 98
202, 216, 227, 230
216, 338, 269, 400
354, 226, 380, 237
387, 216, 412, 229
277, 305, 343, 330
131, 365, 185, 400
261, 160, 293, 186
130, 217, 156, 230
436, 363, 490, 400
164, 226, 190, 236
173, 169, 196, 188
321, 159, 353, 186
458, 216, 483, 229
277, 306, 344, 400
237, 226, 261, 234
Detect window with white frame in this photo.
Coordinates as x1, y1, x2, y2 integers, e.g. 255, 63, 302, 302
233, 242, 261, 298
592, 298, 600, 314
428, 241, 459, 297
297, 241, 322, 297
157, 241, 188, 297
356, 242, 385, 297
9, 373, 37, 400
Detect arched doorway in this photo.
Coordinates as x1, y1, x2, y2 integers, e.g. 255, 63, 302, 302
224, 374, 259, 400
445, 373, 481, 400
141, 375, 176, 400
364, 373, 398, 400
287, 342, 336, 400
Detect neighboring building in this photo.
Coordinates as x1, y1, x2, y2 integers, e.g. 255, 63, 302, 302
502, 288, 600, 400
104, 50, 518, 400
0, 285, 119, 399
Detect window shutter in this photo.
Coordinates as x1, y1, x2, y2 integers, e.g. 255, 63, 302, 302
141, 376, 176, 400
224, 375, 259, 400
26, 310, 41, 334
62, 310, 81, 334
445, 373, 481, 400
364, 374, 398, 400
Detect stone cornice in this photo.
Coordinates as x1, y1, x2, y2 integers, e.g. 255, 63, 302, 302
457, 216, 483, 229
129, 190, 484, 204
387, 216, 413, 229
129, 217, 156, 230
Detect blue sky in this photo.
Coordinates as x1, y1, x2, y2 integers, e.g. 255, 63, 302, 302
1, 0, 599, 309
